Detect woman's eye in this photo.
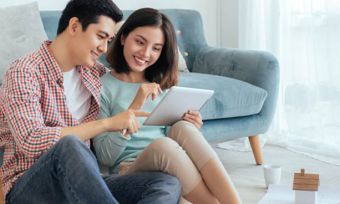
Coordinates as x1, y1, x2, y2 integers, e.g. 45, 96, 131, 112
153, 47, 162, 52
136, 39, 144, 45
98, 35, 104, 39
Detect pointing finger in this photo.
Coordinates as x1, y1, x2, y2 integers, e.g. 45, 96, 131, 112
133, 111, 150, 117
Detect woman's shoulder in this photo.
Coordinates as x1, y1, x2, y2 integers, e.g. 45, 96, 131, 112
100, 71, 122, 86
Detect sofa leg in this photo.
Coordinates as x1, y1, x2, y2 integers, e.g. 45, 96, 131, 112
248, 135, 263, 165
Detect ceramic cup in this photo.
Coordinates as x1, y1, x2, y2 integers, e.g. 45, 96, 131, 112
263, 164, 281, 188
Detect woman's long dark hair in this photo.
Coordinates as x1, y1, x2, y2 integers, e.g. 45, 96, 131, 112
106, 8, 178, 89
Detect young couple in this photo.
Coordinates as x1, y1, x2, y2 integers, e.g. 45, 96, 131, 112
0, 0, 241, 203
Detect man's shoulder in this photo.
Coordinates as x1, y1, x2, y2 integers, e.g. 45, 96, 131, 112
92, 61, 108, 77
6, 49, 44, 76
81, 61, 105, 76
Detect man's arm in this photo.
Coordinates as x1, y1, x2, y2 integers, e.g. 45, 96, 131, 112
3, 67, 60, 158
3, 63, 146, 158
61, 109, 147, 141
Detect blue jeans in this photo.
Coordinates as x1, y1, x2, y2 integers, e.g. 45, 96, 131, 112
6, 136, 181, 204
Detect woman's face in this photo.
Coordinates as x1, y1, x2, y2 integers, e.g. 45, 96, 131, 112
121, 26, 164, 73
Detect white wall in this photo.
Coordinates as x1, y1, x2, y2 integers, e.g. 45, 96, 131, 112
1, 0, 239, 48
37, 0, 220, 47
220, 0, 239, 48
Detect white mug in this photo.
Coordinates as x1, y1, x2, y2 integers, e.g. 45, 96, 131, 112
263, 164, 281, 188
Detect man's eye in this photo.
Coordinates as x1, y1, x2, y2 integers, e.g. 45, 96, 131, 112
98, 35, 104, 39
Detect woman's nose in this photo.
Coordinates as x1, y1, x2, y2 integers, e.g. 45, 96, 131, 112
141, 46, 152, 58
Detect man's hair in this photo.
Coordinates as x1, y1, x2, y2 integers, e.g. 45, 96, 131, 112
57, 0, 123, 35
106, 8, 178, 89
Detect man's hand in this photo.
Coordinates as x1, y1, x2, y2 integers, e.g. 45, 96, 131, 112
129, 83, 162, 110
183, 110, 203, 129
104, 109, 149, 135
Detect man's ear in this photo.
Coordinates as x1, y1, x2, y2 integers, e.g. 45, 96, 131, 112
68, 17, 81, 35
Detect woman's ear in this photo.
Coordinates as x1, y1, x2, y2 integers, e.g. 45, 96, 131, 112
120, 35, 126, 46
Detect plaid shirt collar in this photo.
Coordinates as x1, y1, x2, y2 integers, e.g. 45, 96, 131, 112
39, 40, 102, 108
39, 41, 63, 85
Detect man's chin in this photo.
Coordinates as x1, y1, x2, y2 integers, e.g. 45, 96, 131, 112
84, 60, 97, 67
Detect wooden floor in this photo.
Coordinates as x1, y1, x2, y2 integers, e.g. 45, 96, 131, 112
214, 144, 340, 204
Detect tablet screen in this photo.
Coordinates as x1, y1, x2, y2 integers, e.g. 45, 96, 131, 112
143, 86, 214, 126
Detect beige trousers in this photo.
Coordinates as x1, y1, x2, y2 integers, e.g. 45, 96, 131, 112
120, 121, 218, 195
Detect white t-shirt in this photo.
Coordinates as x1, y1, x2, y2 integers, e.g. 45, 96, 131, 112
63, 68, 92, 122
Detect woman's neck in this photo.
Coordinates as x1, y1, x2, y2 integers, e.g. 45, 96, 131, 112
111, 70, 146, 83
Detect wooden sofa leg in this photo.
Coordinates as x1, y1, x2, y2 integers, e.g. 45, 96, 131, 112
248, 135, 263, 165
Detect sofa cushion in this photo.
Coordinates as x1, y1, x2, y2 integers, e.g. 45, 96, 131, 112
0, 2, 48, 84
179, 72, 268, 120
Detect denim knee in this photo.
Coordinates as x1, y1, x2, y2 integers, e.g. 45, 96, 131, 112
58, 135, 82, 146
151, 172, 181, 191
54, 135, 95, 160
57, 135, 86, 151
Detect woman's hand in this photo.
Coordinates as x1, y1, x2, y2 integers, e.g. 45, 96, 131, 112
183, 110, 203, 129
129, 83, 162, 110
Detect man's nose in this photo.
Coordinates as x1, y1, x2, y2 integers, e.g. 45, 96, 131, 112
98, 41, 108, 54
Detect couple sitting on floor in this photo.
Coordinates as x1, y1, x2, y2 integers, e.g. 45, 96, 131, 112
0, 0, 241, 203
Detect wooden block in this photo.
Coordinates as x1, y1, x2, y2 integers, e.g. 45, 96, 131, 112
293, 183, 318, 191
294, 178, 319, 185
294, 173, 319, 180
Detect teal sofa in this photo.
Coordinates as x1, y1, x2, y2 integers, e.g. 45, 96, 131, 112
0, 9, 279, 166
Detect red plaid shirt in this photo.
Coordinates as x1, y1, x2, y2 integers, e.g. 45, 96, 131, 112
0, 41, 106, 197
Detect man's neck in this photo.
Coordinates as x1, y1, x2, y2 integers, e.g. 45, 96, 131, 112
49, 35, 75, 72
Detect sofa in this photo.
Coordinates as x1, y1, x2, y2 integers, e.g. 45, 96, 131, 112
0, 9, 279, 167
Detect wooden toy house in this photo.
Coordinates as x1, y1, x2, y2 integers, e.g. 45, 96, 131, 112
293, 169, 319, 204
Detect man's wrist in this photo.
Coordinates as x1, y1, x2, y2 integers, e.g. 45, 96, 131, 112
101, 118, 111, 132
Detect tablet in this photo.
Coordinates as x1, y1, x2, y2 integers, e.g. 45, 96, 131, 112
143, 86, 214, 126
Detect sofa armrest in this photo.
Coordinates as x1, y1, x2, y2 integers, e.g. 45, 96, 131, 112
192, 46, 280, 125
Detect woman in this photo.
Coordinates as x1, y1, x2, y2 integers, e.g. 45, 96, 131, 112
93, 8, 241, 204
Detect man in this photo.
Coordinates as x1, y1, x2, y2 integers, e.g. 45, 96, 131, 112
0, 0, 181, 203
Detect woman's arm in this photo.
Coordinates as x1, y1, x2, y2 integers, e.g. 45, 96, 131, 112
92, 91, 139, 167
93, 131, 130, 167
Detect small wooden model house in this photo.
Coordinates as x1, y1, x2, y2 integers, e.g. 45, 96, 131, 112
293, 169, 319, 204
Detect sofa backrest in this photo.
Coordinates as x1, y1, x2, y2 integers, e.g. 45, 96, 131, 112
40, 9, 208, 71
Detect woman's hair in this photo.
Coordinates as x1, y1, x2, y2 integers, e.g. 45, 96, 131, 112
106, 8, 178, 89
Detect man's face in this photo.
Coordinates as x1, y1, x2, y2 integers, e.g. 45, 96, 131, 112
71, 16, 116, 67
